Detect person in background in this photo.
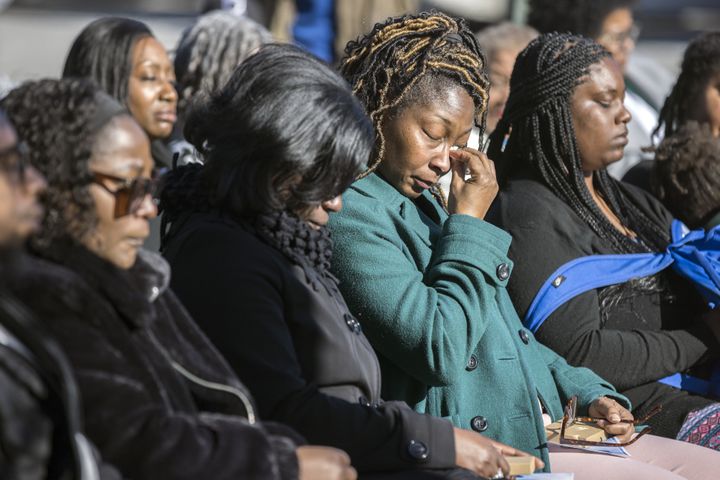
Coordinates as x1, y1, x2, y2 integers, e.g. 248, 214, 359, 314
171, 9, 272, 166
162, 42, 523, 480
652, 121, 720, 230
488, 31, 720, 462
475, 22, 538, 135
63, 17, 179, 251
63, 17, 178, 169
654, 31, 720, 140
527, 0, 657, 180
2, 77, 355, 480
624, 31, 720, 192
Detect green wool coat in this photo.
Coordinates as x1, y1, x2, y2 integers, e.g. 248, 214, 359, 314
329, 173, 630, 469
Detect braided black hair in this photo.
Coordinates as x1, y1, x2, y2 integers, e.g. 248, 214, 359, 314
174, 10, 272, 120
0, 78, 125, 247
488, 33, 668, 254
654, 31, 720, 141
339, 11, 490, 178
653, 121, 720, 228
527, 0, 637, 40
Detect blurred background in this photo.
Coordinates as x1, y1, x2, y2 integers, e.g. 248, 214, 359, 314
1, 0, 719, 113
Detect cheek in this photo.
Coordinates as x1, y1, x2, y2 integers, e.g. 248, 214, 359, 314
128, 81, 155, 121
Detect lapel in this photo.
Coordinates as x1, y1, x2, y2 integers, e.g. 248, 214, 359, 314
351, 173, 446, 248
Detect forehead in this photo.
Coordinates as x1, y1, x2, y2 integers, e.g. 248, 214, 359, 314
601, 7, 633, 33
132, 36, 170, 66
91, 115, 152, 172
577, 58, 624, 93
403, 79, 476, 120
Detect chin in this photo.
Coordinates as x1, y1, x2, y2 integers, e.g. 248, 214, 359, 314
110, 251, 139, 270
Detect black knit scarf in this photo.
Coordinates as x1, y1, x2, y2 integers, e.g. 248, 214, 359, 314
252, 210, 334, 278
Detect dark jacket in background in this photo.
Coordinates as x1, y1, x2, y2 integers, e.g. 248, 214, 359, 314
163, 211, 463, 476
489, 178, 718, 437
11, 241, 301, 480
0, 254, 118, 480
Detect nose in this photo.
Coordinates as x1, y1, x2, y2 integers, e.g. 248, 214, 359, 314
322, 195, 343, 213
429, 145, 451, 174
135, 193, 158, 219
619, 101, 632, 125
160, 78, 178, 104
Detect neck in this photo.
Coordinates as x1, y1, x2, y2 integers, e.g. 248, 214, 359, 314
583, 171, 596, 197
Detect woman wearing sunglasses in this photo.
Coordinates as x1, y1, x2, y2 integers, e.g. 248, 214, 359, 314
1, 78, 356, 480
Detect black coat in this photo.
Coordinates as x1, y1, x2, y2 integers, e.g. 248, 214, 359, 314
488, 178, 718, 437
11, 240, 302, 480
0, 254, 119, 480
163, 211, 458, 474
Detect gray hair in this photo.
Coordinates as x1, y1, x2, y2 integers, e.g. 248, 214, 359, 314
174, 11, 273, 118
475, 22, 538, 63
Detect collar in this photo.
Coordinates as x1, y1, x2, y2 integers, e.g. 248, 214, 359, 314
35, 239, 169, 329
350, 173, 447, 246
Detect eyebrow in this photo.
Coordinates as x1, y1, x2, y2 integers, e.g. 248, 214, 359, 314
429, 113, 473, 135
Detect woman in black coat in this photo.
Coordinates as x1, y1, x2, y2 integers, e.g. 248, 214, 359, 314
1, 77, 356, 480
161, 43, 534, 480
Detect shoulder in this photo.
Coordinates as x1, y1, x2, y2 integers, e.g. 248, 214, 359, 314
165, 212, 288, 273
617, 181, 673, 228
491, 178, 580, 237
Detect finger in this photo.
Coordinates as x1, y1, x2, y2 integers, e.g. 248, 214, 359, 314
534, 456, 546, 470
345, 466, 358, 480
498, 454, 510, 476
601, 422, 633, 437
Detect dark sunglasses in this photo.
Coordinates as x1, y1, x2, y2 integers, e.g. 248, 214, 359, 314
91, 168, 164, 218
560, 395, 661, 448
0, 140, 29, 181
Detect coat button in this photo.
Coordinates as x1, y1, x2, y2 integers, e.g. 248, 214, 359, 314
471, 416, 488, 432
496, 263, 510, 281
519, 329, 530, 345
466, 354, 478, 371
358, 396, 371, 407
406, 440, 429, 461
345, 314, 362, 334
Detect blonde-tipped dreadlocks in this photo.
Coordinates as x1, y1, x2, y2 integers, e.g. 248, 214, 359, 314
340, 11, 490, 178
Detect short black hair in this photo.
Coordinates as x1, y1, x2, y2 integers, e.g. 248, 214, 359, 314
655, 32, 720, 140
527, 0, 637, 39
653, 121, 720, 228
62, 17, 153, 104
161, 43, 373, 223
1, 78, 127, 246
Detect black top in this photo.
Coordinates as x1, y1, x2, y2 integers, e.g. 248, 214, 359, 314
163, 211, 458, 474
488, 178, 719, 437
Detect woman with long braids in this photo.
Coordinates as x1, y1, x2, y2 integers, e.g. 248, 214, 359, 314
489, 32, 720, 455
329, 11, 720, 478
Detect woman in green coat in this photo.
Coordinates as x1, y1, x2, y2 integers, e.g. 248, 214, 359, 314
330, 12, 720, 478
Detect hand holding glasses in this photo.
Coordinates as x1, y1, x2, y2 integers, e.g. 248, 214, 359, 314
560, 395, 661, 448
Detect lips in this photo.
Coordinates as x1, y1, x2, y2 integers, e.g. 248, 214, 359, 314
154, 110, 177, 123
612, 131, 629, 147
413, 177, 436, 190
